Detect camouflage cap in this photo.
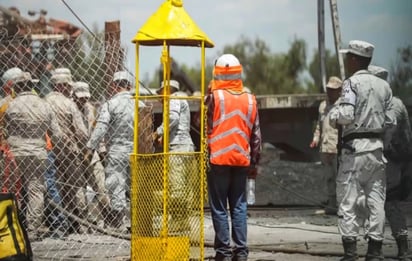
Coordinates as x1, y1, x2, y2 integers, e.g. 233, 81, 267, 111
326, 76, 342, 89
2, 67, 23, 83
73, 81, 91, 98
53, 68, 72, 77
51, 67, 73, 86
368, 65, 388, 81
13, 71, 32, 84
339, 40, 374, 58
113, 71, 133, 84
157, 79, 180, 94
50, 73, 73, 85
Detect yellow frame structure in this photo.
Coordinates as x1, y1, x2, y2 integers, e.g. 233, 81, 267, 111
130, 0, 213, 260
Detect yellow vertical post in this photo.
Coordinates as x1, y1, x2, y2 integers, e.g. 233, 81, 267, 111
160, 41, 170, 240
199, 40, 206, 259
130, 43, 139, 260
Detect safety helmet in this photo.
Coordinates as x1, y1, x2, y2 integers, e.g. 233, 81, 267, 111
215, 54, 240, 67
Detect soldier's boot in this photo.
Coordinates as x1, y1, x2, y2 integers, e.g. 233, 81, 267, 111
365, 238, 384, 261
395, 235, 412, 261
340, 237, 358, 261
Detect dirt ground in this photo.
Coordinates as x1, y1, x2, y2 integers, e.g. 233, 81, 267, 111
32, 144, 412, 260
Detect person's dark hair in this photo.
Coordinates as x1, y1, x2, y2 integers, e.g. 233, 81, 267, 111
113, 79, 131, 89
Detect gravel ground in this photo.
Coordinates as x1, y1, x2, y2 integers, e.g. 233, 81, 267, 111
31, 144, 412, 260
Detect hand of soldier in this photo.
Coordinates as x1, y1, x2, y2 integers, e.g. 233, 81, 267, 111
248, 165, 258, 179
84, 149, 94, 165
152, 131, 159, 142
152, 131, 162, 145
309, 140, 318, 148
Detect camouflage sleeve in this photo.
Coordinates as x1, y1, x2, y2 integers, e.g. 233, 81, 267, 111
250, 109, 262, 166
156, 99, 180, 135
384, 86, 397, 128
205, 93, 214, 135
47, 104, 63, 147
312, 102, 323, 143
71, 103, 89, 150
336, 79, 356, 125
87, 102, 110, 150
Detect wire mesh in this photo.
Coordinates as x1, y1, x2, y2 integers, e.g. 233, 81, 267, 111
0, 27, 155, 259
1, 23, 208, 259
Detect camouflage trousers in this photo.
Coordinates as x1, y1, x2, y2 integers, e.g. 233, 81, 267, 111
337, 148, 386, 241
13, 155, 47, 233
320, 152, 338, 201
55, 151, 88, 229
385, 159, 408, 238
105, 151, 130, 212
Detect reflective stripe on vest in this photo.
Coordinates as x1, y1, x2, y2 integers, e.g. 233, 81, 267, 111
212, 65, 243, 92
208, 89, 256, 166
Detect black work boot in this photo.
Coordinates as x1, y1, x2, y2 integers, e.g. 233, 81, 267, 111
365, 238, 384, 261
395, 235, 412, 261
340, 237, 357, 261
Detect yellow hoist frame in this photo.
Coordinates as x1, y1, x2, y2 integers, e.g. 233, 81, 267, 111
130, 0, 214, 260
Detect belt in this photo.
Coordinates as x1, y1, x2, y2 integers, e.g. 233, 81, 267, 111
342, 132, 382, 143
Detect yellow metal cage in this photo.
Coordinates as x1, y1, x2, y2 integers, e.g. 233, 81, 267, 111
130, 0, 214, 260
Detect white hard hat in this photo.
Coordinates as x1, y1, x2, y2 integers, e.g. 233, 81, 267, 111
215, 54, 240, 67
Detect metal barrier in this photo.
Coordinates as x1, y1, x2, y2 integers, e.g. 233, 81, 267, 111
0, 28, 149, 259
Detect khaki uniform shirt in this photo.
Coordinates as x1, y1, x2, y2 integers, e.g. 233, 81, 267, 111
4, 92, 61, 159
313, 100, 339, 154
45, 91, 88, 153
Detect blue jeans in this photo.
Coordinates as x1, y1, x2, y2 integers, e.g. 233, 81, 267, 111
44, 151, 67, 230
207, 164, 249, 259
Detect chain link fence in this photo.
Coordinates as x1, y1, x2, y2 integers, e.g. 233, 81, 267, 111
0, 26, 168, 259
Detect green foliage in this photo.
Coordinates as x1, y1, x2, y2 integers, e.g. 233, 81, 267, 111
220, 36, 308, 94
174, 36, 310, 95
308, 49, 341, 93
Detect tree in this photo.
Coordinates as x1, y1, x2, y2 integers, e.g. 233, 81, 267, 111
307, 49, 341, 93
219, 36, 308, 94
390, 45, 412, 101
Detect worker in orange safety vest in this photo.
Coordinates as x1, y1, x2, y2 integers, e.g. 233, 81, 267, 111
206, 54, 262, 261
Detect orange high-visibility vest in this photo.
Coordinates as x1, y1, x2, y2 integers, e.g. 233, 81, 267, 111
212, 65, 243, 92
208, 89, 257, 166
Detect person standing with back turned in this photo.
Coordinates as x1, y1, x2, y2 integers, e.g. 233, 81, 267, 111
206, 54, 261, 261
310, 76, 342, 215
330, 40, 396, 260
369, 65, 412, 261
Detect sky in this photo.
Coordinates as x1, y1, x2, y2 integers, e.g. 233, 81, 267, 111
2, 0, 412, 82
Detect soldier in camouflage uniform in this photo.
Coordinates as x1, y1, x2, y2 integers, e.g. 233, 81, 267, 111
369, 65, 412, 261
152, 79, 195, 236
72, 81, 109, 226
45, 68, 89, 234
4, 71, 62, 240
310, 76, 342, 215
1, 68, 21, 188
85, 71, 137, 229
330, 40, 396, 260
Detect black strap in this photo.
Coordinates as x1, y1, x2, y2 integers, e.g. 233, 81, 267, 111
7, 205, 22, 255
342, 132, 382, 143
